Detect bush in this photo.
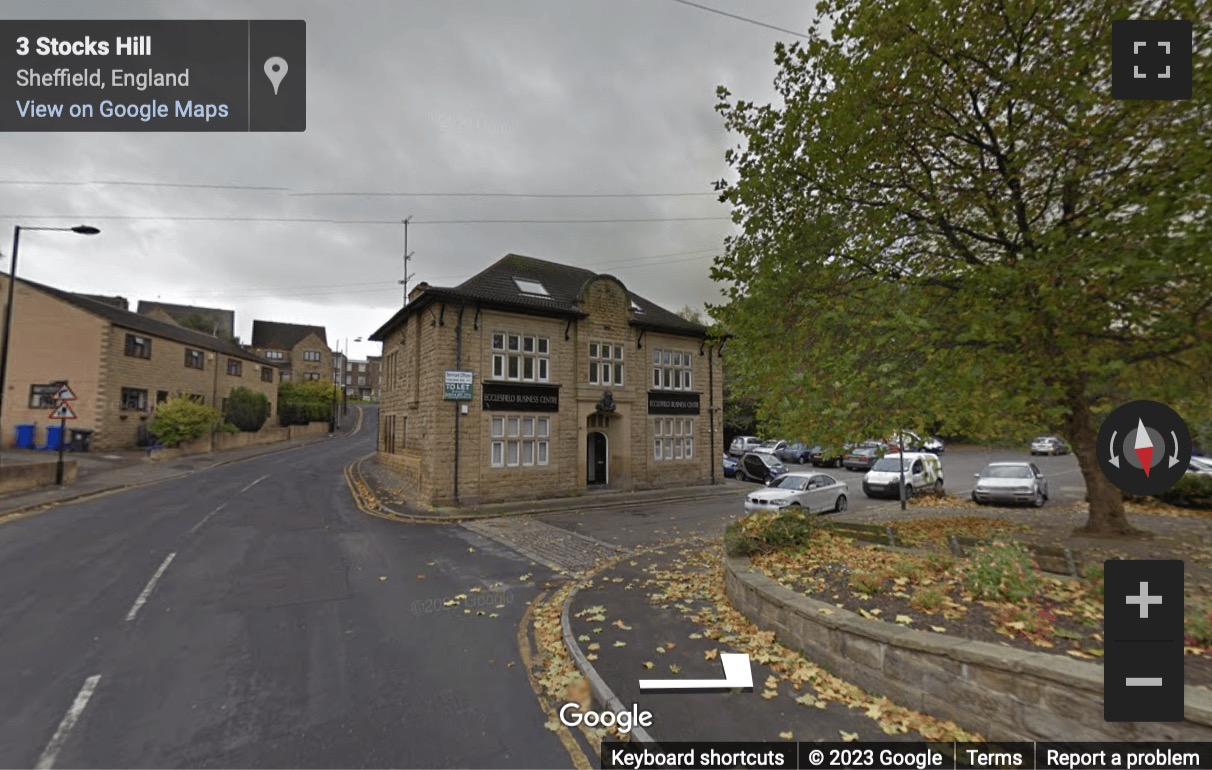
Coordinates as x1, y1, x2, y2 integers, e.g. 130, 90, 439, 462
224, 386, 269, 432
910, 586, 946, 611
959, 541, 1042, 602
1156, 473, 1212, 510
149, 397, 220, 447
277, 380, 337, 427
724, 511, 820, 556
214, 422, 240, 434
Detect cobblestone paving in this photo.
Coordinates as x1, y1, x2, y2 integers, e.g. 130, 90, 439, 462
462, 517, 626, 574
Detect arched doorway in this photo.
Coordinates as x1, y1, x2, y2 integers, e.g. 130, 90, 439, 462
587, 431, 608, 485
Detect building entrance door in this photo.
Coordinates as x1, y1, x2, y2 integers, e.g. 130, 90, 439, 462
587, 431, 608, 485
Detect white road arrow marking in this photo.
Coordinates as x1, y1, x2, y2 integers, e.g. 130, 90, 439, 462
639, 652, 753, 691
1109, 430, 1120, 468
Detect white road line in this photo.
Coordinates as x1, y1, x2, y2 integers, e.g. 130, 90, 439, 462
34, 674, 101, 769
240, 474, 269, 493
188, 502, 227, 536
125, 552, 176, 622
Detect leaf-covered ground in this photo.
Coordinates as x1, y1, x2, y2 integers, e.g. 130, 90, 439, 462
749, 515, 1212, 689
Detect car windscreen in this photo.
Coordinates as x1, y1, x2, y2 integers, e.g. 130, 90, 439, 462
982, 466, 1033, 478
773, 476, 809, 490
871, 458, 905, 471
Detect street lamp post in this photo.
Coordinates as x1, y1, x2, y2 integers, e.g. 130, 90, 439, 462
0, 225, 99, 469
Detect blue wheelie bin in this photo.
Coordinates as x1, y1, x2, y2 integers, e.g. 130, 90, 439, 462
40, 425, 65, 451
14, 424, 35, 449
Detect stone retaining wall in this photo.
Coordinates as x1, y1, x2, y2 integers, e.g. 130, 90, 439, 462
148, 422, 328, 461
0, 460, 78, 494
725, 557, 1212, 741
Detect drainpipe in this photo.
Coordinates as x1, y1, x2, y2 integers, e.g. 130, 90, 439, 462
708, 342, 716, 484
453, 304, 464, 506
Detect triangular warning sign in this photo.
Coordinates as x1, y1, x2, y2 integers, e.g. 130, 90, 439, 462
49, 402, 77, 419
54, 384, 77, 401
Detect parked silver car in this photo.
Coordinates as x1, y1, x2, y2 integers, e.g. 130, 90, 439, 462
972, 462, 1048, 507
1030, 436, 1069, 455
729, 435, 762, 457
744, 471, 849, 514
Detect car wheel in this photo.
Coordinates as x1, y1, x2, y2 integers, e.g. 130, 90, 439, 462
736, 468, 747, 482
1033, 489, 1046, 508
971, 491, 982, 504
834, 495, 847, 513
904, 484, 914, 499
934, 479, 944, 493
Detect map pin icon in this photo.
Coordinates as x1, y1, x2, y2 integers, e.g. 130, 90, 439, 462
264, 57, 288, 95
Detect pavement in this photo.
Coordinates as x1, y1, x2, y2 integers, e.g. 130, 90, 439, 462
0, 417, 359, 521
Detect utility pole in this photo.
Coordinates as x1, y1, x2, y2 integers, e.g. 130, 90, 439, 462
399, 216, 415, 307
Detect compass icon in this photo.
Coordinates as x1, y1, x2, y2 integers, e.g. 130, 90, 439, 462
1097, 400, 1191, 496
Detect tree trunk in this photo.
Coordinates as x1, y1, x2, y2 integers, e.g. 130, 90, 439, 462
1065, 383, 1145, 537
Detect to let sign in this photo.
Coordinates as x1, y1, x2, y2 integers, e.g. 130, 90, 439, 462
444, 370, 474, 400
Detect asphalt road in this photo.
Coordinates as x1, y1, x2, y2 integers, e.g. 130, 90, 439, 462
0, 412, 571, 769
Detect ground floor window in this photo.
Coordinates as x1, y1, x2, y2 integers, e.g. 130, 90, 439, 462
653, 418, 693, 461
121, 387, 149, 412
490, 414, 550, 468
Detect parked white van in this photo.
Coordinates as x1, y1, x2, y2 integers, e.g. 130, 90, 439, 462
861, 452, 943, 499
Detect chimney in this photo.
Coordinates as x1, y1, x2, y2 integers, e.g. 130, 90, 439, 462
408, 282, 429, 302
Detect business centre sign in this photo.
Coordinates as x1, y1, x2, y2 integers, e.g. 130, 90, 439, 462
647, 392, 700, 415
482, 382, 560, 412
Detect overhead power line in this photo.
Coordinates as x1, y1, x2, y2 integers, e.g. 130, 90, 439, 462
0, 180, 286, 191
289, 191, 718, 198
1, 214, 731, 225
667, 0, 810, 38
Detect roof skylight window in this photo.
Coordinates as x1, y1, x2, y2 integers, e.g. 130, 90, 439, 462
513, 278, 550, 297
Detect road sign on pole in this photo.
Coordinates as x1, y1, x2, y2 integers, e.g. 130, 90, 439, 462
53, 383, 77, 401
49, 402, 77, 420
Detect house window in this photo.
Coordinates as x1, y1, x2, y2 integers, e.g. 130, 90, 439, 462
512, 277, 550, 297
28, 383, 61, 409
124, 334, 151, 359
588, 342, 624, 386
261, 367, 274, 383
304, 372, 321, 381
264, 350, 285, 360
358, 363, 367, 372
358, 376, 367, 386
156, 390, 169, 404
120, 387, 149, 412
303, 350, 322, 362
491, 332, 549, 382
654, 418, 694, 461
490, 414, 549, 468
226, 359, 242, 376
382, 414, 397, 453
280, 371, 292, 382
652, 349, 693, 391
186, 393, 205, 404
184, 348, 204, 369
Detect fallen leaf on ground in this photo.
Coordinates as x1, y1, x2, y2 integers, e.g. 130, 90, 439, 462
779, 731, 794, 740
642, 661, 654, 669
841, 731, 859, 742
704, 649, 719, 660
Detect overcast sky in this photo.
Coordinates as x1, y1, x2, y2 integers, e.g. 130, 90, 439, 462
1, 0, 813, 361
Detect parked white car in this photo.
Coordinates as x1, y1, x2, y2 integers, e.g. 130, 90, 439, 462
1187, 456, 1212, 476
744, 472, 849, 514
1030, 436, 1069, 455
729, 435, 762, 456
862, 452, 943, 499
972, 462, 1048, 507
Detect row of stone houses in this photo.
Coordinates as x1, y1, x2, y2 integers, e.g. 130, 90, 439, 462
369, 253, 724, 509
0, 277, 341, 452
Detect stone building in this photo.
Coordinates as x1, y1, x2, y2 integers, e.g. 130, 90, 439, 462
249, 321, 331, 383
368, 254, 724, 508
0, 277, 279, 451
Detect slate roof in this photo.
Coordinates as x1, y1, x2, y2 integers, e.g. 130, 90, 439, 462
74, 294, 130, 311
250, 320, 328, 350
137, 301, 235, 335
19, 278, 273, 363
371, 253, 709, 340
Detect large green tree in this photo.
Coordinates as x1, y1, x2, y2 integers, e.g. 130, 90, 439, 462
712, 0, 1211, 535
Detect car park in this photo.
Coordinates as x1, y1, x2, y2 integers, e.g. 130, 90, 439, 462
777, 442, 813, 464
736, 451, 789, 484
729, 435, 762, 456
972, 462, 1048, 507
862, 452, 943, 499
722, 453, 738, 478
1030, 436, 1069, 455
743, 471, 849, 514
842, 445, 882, 471
752, 439, 788, 455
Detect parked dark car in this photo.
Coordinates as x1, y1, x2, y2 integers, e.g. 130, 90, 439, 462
842, 445, 883, 471
722, 453, 738, 478
809, 444, 847, 468
777, 442, 813, 464
736, 451, 789, 484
